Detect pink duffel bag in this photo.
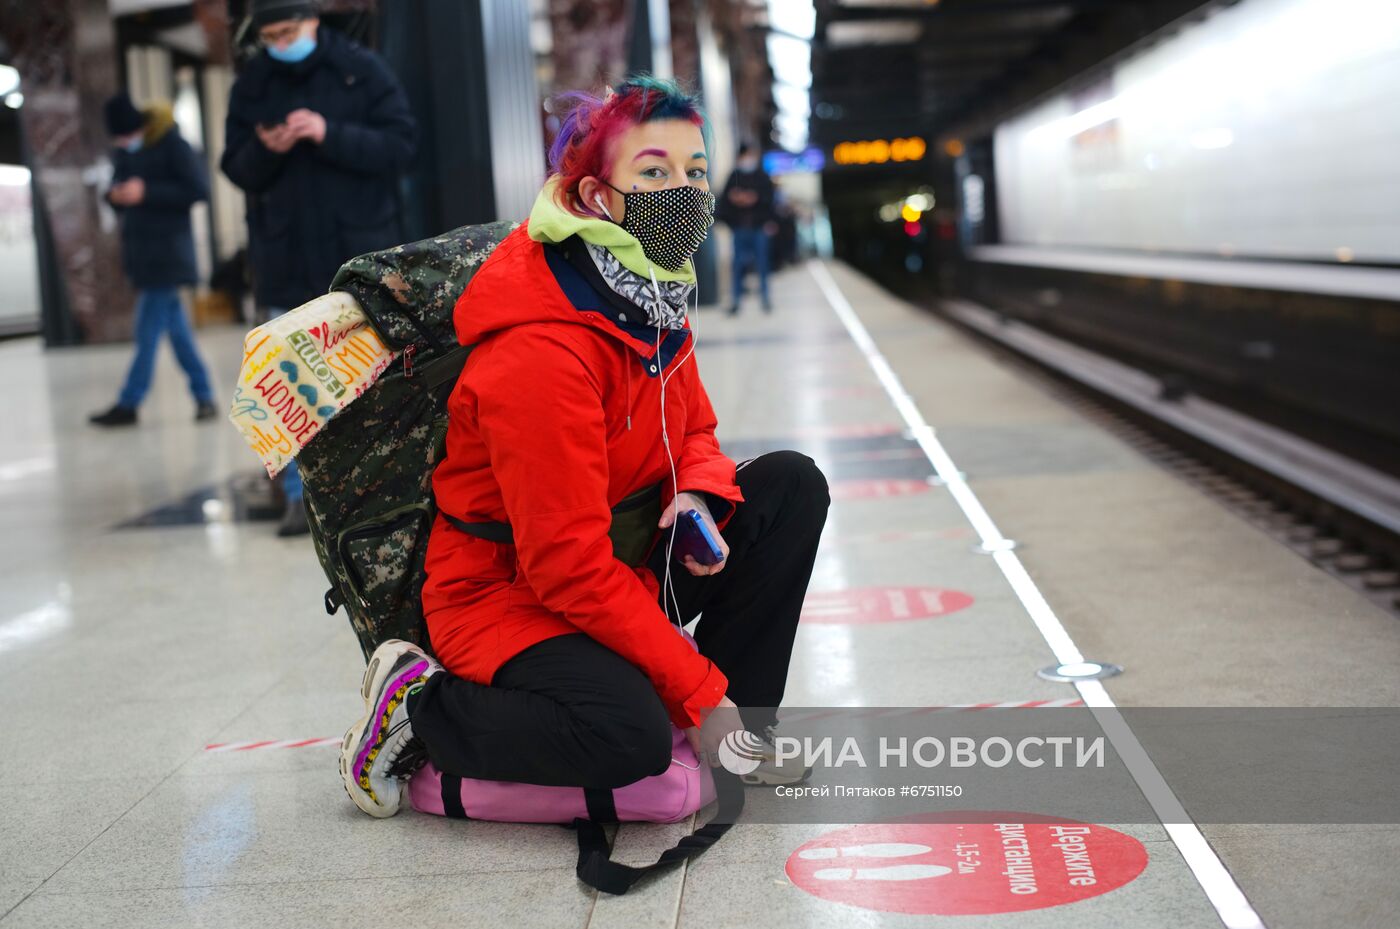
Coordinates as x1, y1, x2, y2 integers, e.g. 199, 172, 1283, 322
407, 726, 744, 895
406, 724, 716, 823
403, 625, 745, 894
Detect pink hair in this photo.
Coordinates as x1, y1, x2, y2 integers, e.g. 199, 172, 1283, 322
547, 76, 710, 217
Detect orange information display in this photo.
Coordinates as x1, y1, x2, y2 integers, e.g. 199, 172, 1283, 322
786, 818, 1149, 915
833, 137, 928, 165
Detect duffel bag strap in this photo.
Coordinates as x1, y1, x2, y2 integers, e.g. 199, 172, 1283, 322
571, 769, 745, 895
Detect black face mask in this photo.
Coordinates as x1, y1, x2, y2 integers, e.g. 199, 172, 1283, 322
604, 183, 717, 272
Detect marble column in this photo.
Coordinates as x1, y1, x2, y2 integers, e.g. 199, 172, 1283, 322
547, 0, 629, 94
668, 0, 701, 87
2, 0, 132, 344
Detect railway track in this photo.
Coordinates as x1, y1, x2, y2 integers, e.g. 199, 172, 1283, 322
938, 298, 1400, 618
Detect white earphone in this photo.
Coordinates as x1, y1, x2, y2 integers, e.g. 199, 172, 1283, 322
588, 183, 702, 626
655, 267, 701, 628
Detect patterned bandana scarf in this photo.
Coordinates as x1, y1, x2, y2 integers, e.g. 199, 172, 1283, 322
605, 183, 717, 273
586, 242, 694, 330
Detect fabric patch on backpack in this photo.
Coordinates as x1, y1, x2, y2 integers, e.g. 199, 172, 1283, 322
230, 291, 397, 477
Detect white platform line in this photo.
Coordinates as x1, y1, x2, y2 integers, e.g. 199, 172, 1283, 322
808, 260, 1266, 929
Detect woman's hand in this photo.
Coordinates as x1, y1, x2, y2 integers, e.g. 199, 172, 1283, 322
659, 491, 730, 576
684, 694, 743, 761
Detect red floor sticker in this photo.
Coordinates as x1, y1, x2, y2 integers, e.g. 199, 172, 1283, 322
205, 738, 339, 752
786, 818, 1148, 915
801, 587, 974, 624
830, 479, 932, 500
792, 423, 904, 440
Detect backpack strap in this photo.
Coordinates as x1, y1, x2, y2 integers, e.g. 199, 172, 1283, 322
442, 513, 514, 544
442, 482, 663, 549
571, 769, 745, 895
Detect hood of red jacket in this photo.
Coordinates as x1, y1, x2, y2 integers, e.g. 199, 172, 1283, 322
454, 221, 677, 361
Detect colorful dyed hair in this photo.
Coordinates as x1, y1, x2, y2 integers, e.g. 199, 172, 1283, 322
547, 75, 712, 217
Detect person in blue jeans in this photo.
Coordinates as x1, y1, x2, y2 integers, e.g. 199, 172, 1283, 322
717, 143, 777, 315
90, 93, 216, 428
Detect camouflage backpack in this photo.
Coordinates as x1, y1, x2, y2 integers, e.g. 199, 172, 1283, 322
297, 221, 517, 661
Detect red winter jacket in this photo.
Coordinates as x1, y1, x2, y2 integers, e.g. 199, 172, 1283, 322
422, 223, 742, 729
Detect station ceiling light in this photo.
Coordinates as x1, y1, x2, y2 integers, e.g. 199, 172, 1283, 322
766, 0, 814, 40
772, 81, 811, 119
767, 0, 815, 152
0, 65, 20, 98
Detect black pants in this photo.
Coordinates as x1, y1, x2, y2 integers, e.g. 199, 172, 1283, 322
410, 451, 830, 789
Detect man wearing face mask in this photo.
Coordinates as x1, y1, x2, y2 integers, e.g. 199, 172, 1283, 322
221, 0, 416, 536
89, 93, 216, 428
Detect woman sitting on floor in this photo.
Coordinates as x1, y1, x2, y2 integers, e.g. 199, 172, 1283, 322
340, 77, 829, 817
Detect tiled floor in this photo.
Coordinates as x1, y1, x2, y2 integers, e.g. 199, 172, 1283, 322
2, 262, 1396, 928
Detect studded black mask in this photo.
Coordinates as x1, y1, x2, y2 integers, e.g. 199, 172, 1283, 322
605, 183, 717, 272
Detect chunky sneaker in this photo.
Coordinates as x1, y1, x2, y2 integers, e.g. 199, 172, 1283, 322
738, 724, 813, 787
340, 639, 441, 818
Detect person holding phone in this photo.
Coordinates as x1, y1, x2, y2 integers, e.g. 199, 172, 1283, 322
220, 0, 416, 535
339, 78, 830, 818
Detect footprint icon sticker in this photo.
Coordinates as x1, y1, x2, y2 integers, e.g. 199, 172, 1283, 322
798, 843, 934, 860
799, 842, 950, 884
786, 818, 1148, 915
297, 385, 319, 406
812, 864, 953, 882
278, 361, 299, 383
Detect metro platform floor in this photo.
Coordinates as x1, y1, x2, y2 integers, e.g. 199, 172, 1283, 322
1, 261, 1397, 929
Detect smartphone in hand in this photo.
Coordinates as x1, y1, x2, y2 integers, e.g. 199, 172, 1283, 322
673, 508, 725, 566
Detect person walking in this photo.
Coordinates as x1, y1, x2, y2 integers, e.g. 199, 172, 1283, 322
89, 93, 216, 428
717, 142, 777, 315
221, 0, 416, 536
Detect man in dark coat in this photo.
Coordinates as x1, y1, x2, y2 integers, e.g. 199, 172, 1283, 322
90, 93, 216, 428
222, 0, 417, 534
716, 142, 778, 316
